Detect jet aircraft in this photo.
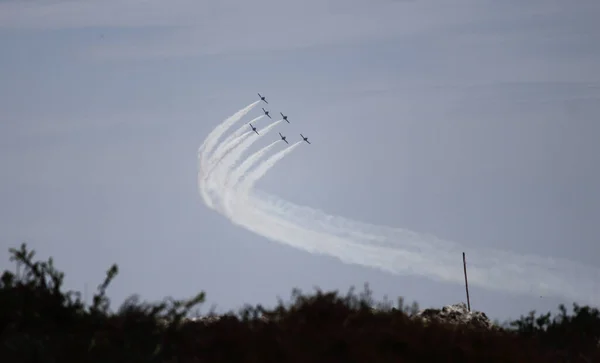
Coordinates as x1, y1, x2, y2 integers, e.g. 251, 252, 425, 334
249, 123, 259, 135
300, 134, 311, 144
262, 108, 272, 119
257, 93, 268, 104
279, 132, 289, 144
280, 112, 290, 123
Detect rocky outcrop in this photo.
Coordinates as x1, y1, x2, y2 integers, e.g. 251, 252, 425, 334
412, 302, 501, 331
171, 303, 501, 331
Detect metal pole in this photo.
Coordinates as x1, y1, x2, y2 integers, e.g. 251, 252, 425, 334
463, 252, 471, 312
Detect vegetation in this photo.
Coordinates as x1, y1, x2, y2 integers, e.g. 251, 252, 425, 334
1, 243, 599, 362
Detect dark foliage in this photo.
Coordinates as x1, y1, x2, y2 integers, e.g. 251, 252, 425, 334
1, 243, 598, 362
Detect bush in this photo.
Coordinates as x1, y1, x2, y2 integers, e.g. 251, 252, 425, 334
1, 243, 598, 362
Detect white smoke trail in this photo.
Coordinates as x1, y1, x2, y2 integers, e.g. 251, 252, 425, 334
208, 131, 253, 179
198, 102, 600, 305
226, 141, 300, 218
219, 120, 283, 181
230, 140, 281, 190
198, 100, 258, 171
205, 118, 266, 181
246, 194, 600, 303
223, 115, 264, 145
239, 162, 600, 304
208, 119, 283, 215
223, 140, 280, 217
198, 100, 259, 210
215, 120, 283, 188
237, 141, 302, 197
214, 115, 265, 160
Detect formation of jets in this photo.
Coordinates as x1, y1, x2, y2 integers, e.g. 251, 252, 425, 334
254, 92, 311, 145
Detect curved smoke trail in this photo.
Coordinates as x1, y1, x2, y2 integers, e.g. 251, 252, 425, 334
215, 115, 265, 159
197, 101, 600, 305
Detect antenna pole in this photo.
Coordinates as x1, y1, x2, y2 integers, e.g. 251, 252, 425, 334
463, 252, 471, 312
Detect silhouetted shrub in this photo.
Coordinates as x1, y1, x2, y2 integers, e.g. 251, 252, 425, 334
509, 302, 600, 357
1, 243, 598, 362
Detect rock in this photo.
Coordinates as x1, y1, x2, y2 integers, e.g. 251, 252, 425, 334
413, 303, 501, 331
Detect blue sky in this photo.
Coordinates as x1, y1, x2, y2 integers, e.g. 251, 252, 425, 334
1, 0, 599, 321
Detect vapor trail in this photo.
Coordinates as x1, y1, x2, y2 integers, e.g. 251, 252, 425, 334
223, 140, 280, 216
210, 119, 283, 215
230, 140, 280, 188
216, 119, 283, 186
237, 141, 302, 197
201, 133, 253, 213
198, 100, 259, 210
199, 100, 258, 171
198, 102, 600, 306
216, 115, 265, 157
208, 131, 253, 178
245, 192, 600, 303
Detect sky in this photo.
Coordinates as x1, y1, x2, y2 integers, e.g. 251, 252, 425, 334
1, 0, 599, 322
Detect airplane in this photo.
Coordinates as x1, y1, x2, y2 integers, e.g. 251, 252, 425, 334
257, 93, 268, 104
280, 112, 290, 123
262, 108, 272, 119
300, 134, 311, 144
249, 123, 259, 135
279, 132, 289, 144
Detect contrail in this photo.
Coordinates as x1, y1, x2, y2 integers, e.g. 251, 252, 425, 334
207, 131, 253, 179
230, 140, 280, 188
223, 140, 280, 217
199, 100, 258, 172
209, 119, 283, 215
216, 115, 265, 158
201, 130, 255, 214
226, 141, 300, 218
198, 100, 261, 211
198, 102, 600, 305
246, 193, 600, 303
237, 141, 302, 197
221, 120, 283, 176
215, 119, 283, 189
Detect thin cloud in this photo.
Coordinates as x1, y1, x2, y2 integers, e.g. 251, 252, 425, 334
0, 0, 204, 29
2, 0, 501, 60
85, 1, 599, 62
